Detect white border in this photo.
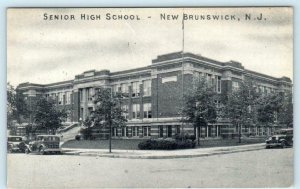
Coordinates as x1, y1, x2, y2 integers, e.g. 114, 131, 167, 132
1, 2, 298, 189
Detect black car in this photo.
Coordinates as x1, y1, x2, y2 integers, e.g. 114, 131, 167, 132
265, 128, 293, 148
7, 136, 27, 153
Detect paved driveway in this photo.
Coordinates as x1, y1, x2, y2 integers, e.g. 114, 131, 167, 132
7, 148, 293, 188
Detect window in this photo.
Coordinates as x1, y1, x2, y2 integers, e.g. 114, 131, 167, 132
132, 127, 139, 137
122, 104, 129, 119
121, 83, 129, 97
167, 125, 172, 137
132, 104, 140, 119
143, 80, 151, 96
217, 76, 221, 93
212, 76, 216, 91
274, 111, 278, 122
79, 89, 83, 101
58, 92, 63, 105
159, 126, 164, 137
121, 127, 127, 137
193, 72, 203, 89
232, 81, 239, 91
45, 94, 49, 100
143, 126, 151, 137
248, 105, 252, 113
258, 85, 264, 93
66, 92, 71, 104
175, 125, 181, 135
131, 82, 140, 97
143, 103, 152, 118
206, 74, 212, 86
264, 86, 267, 94
215, 100, 221, 108
194, 72, 202, 80
112, 127, 118, 137
126, 127, 130, 137
87, 88, 94, 101
80, 108, 83, 119
88, 107, 93, 116
112, 85, 119, 96
66, 110, 71, 122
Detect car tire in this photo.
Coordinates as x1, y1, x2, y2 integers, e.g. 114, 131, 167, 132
281, 141, 286, 148
266, 146, 270, 149
25, 148, 30, 154
39, 146, 45, 155
8, 147, 12, 153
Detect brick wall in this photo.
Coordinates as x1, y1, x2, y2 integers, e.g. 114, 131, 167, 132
152, 72, 193, 118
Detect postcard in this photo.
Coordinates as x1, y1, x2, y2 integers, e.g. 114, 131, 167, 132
7, 7, 293, 188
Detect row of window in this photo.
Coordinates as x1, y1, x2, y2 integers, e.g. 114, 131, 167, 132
122, 103, 152, 119
257, 85, 277, 94
112, 80, 152, 97
232, 81, 240, 91
111, 125, 181, 137
79, 88, 95, 102
159, 125, 181, 138
194, 72, 279, 95
194, 72, 222, 93
45, 92, 72, 105
112, 126, 151, 137
232, 81, 278, 94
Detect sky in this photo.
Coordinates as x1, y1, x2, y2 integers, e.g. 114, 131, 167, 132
7, 7, 293, 87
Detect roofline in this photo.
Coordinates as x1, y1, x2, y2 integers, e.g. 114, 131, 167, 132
16, 52, 292, 90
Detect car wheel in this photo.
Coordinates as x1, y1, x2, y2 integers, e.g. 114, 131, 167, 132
281, 141, 286, 148
8, 147, 12, 153
25, 148, 30, 154
265, 146, 270, 149
39, 146, 45, 155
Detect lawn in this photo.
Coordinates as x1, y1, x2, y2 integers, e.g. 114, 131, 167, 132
62, 137, 266, 150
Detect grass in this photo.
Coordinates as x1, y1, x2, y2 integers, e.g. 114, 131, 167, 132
62, 137, 266, 150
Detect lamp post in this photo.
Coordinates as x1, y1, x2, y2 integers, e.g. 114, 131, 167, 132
79, 117, 82, 126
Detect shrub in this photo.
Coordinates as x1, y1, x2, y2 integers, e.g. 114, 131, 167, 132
138, 140, 153, 149
138, 139, 196, 150
174, 133, 196, 142
187, 135, 196, 141
75, 134, 81, 141
176, 139, 196, 149
157, 140, 177, 150
79, 127, 92, 140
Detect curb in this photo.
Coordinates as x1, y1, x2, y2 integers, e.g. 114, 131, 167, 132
62, 145, 265, 159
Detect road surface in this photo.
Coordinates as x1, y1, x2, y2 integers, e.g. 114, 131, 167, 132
7, 148, 293, 188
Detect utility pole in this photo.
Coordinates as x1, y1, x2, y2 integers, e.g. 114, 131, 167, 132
181, 10, 185, 133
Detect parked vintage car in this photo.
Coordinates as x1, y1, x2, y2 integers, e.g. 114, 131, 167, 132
265, 128, 293, 148
25, 135, 61, 155
7, 136, 27, 153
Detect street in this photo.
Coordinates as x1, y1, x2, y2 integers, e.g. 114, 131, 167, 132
7, 148, 293, 188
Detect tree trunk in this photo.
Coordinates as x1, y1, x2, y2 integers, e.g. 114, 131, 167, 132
197, 126, 200, 146
238, 123, 242, 143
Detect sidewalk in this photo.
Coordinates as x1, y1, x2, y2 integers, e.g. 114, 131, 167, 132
62, 143, 266, 159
